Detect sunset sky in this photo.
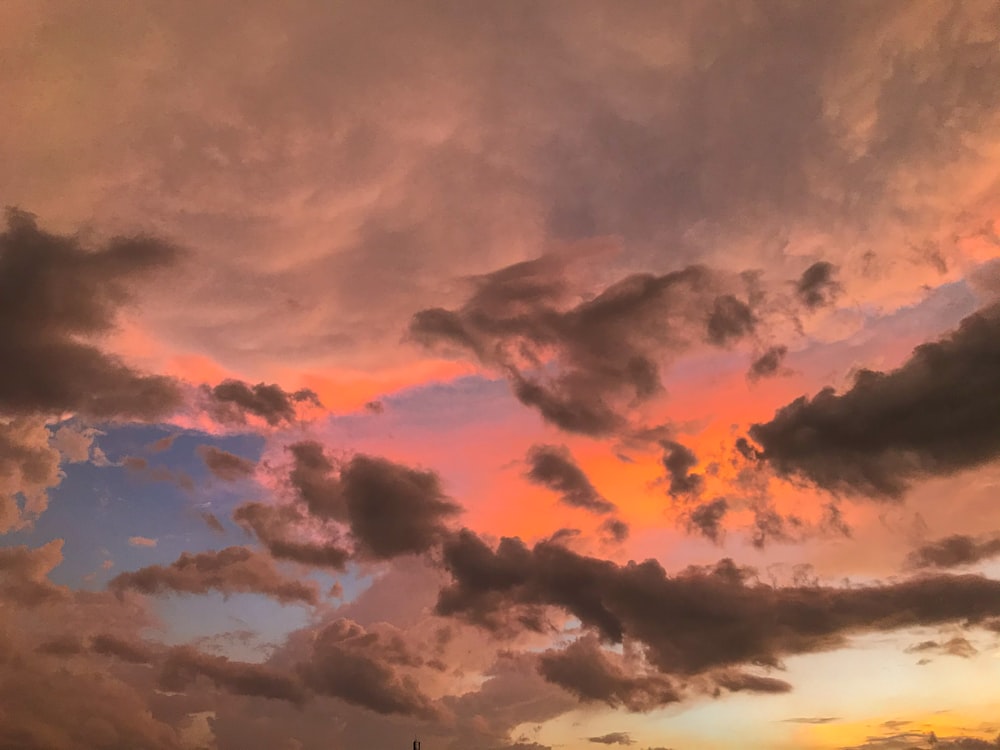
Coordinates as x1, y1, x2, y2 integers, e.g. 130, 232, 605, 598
3, 3, 1000, 749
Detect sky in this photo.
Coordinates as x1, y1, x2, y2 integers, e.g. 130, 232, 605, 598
1, 2, 1000, 749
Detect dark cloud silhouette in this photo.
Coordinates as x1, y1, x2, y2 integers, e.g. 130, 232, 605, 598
661, 440, 703, 497
341, 454, 461, 560
109, 546, 318, 605
197, 445, 256, 481
749, 303, 1000, 498
784, 717, 840, 725
712, 670, 792, 694
0, 208, 182, 420
35, 635, 84, 657
122, 455, 194, 491
588, 732, 635, 745
748, 345, 788, 381
233, 501, 350, 570
205, 379, 320, 426
525, 444, 615, 514
298, 618, 437, 718
286, 440, 344, 520
161, 646, 307, 705
600, 518, 630, 544
687, 498, 728, 543
706, 294, 755, 346
412, 261, 757, 435
906, 534, 1000, 570
840, 731, 1000, 749
538, 637, 680, 712
796, 261, 841, 309
438, 531, 1000, 686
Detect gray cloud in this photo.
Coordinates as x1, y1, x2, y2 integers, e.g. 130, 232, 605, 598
796, 261, 841, 310
748, 345, 788, 381
906, 534, 1000, 570
0, 209, 182, 420
205, 379, 320, 427
588, 732, 635, 745
750, 302, 1000, 498
525, 444, 615, 514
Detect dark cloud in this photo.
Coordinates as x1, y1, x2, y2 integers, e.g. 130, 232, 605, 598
712, 670, 792, 694
341, 454, 461, 560
749, 303, 1000, 498
525, 444, 615, 514
748, 345, 788, 381
600, 518, 630, 544
588, 732, 635, 745
0, 208, 182, 420
906, 534, 1000, 570
784, 717, 841, 724
161, 645, 307, 705
840, 731, 1000, 750
233, 501, 350, 570
197, 444, 256, 481
796, 261, 841, 309
35, 635, 84, 657
437, 530, 1000, 687
123, 455, 194, 491
298, 618, 437, 718
661, 440, 703, 497
706, 294, 755, 346
109, 546, 319, 605
538, 637, 680, 712
286, 440, 344, 520
411, 261, 756, 435
687, 498, 728, 543
205, 379, 321, 426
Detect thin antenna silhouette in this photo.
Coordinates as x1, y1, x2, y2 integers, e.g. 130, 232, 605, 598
413, 739, 421, 750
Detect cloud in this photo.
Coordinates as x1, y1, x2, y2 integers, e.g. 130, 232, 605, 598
279, 442, 460, 561
525, 444, 615, 514
233, 501, 350, 570
904, 636, 977, 659
197, 444, 256, 481
687, 498, 728, 543
749, 302, 1000, 498
840, 731, 1000, 749
340, 454, 461, 560
906, 534, 1000, 570
122, 455, 194, 491
201, 511, 225, 533
298, 618, 437, 718
90, 633, 157, 664
0, 209, 182, 420
538, 637, 680, 712
784, 717, 840, 724
600, 518, 630, 544
437, 530, 1000, 687
796, 261, 841, 309
109, 546, 319, 605
204, 379, 321, 427
747, 345, 788, 381
0, 539, 66, 606
128, 536, 158, 548
411, 261, 758, 435
0, 417, 63, 532
161, 645, 307, 705
588, 732, 635, 745
660, 440, 703, 498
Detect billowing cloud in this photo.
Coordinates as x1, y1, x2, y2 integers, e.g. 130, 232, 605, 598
0, 209, 182, 420
687, 498, 728, 543
198, 444, 256, 481
538, 637, 680, 712
904, 636, 977, 659
298, 618, 437, 718
0, 539, 66, 606
0, 417, 63, 532
109, 546, 318, 604
525, 444, 615, 514
750, 303, 1000, 498
233, 501, 350, 570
